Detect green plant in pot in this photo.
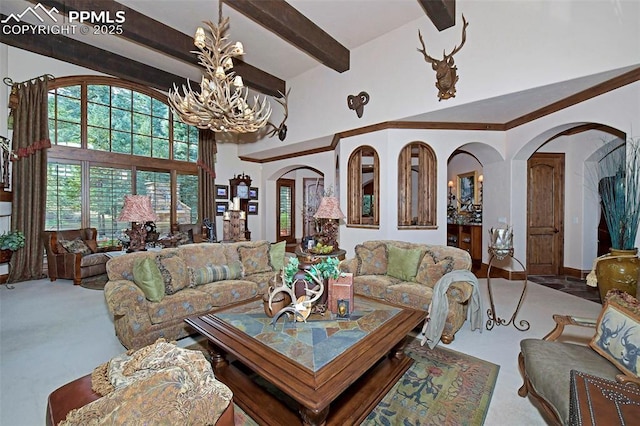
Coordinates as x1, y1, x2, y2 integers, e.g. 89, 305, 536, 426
594, 139, 640, 301
0, 230, 26, 263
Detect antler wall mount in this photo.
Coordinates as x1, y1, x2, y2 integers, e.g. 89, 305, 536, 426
347, 91, 370, 118
265, 88, 290, 141
417, 15, 469, 101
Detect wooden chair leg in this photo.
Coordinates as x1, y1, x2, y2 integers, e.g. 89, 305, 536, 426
517, 352, 529, 396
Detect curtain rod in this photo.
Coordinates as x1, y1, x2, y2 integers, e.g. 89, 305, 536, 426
3, 74, 55, 87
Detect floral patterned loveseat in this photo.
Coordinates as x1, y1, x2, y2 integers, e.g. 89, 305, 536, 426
339, 240, 474, 344
104, 240, 282, 350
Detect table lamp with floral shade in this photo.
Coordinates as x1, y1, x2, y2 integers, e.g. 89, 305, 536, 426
118, 195, 158, 252
313, 196, 345, 251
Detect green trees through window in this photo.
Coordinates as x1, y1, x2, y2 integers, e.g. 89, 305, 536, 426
46, 76, 200, 246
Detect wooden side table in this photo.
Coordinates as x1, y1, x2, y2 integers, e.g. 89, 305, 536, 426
570, 370, 640, 425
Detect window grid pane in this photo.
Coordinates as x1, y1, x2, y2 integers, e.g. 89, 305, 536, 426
90, 166, 132, 246
279, 186, 292, 237
137, 170, 171, 234
177, 174, 198, 224
46, 163, 82, 230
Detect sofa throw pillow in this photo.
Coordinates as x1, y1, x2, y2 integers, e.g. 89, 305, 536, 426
355, 244, 388, 275
192, 261, 244, 286
270, 241, 287, 272
238, 242, 272, 275
386, 245, 425, 281
59, 237, 92, 255
415, 251, 455, 288
132, 257, 165, 302
155, 252, 195, 295
84, 239, 98, 253
589, 289, 640, 378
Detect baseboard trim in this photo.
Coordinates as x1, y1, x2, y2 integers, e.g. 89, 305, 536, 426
484, 264, 527, 281
561, 267, 591, 280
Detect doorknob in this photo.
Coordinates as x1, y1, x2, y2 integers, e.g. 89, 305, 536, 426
554, 228, 559, 233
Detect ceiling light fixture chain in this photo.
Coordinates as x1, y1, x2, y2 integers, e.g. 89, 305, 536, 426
168, 2, 271, 133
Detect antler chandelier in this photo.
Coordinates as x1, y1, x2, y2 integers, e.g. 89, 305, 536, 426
168, 3, 271, 133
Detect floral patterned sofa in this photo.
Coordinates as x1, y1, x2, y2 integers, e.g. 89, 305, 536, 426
339, 240, 474, 344
104, 240, 284, 350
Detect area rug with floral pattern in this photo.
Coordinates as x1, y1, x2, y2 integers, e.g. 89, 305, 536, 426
188, 336, 498, 425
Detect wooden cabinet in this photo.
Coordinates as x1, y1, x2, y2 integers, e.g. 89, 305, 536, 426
447, 224, 482, 264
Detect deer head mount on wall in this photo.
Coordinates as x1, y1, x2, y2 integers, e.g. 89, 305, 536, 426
265, 88, 290, 141
417, 15, 469, 101
347, 91, 370, 118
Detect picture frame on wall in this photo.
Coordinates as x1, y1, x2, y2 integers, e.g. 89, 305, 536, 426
215, 202, 227, 216
248, 202, 258, 215
457, 171, 478, 211
249, 187, 259, 200
215, 185, 229, 199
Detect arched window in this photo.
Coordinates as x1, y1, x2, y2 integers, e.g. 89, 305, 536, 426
397, 142, 437, 228
347, 146, 379, 227
46, 76, 199, 245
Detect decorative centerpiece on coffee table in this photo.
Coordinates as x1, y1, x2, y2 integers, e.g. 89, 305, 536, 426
266, 256, 340, 326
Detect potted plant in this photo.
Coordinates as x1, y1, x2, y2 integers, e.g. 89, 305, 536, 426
0, 230, 25, 263
594, 139, 640, 300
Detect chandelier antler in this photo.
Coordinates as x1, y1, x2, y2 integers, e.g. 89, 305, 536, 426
168, 13, 271, 133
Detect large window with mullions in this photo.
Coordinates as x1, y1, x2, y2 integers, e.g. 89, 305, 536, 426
46, 76, 200, 246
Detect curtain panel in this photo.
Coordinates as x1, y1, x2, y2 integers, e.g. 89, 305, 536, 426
197, 129, 217, 239
8, 76, 51, 282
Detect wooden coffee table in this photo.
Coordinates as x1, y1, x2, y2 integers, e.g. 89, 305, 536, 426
186, 295, 425, 425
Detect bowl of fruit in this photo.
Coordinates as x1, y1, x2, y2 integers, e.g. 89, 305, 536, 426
309, 242, 334, 254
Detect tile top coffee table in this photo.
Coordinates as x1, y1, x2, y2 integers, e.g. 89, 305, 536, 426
186, 295, 426, 426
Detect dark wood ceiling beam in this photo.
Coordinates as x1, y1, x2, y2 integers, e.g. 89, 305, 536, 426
1, 18, 185, 93
223, 0, 349, 73
418, 0, 456, 31
24, 0, 285, 97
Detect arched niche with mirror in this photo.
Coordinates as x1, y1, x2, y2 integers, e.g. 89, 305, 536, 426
347, 146, 379, 227
398, 142, 437, 228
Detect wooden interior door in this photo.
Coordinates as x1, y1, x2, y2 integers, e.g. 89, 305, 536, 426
527, 153, 565, 275
276, 179, 295, 243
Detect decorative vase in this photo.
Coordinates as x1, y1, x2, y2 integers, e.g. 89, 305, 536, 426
0, 249, 13, 264
595, 248, 640, 302
263, 287, 291, 318
293, 260, 328, 308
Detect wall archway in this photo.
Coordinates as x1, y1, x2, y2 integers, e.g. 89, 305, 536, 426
510, 122, 627, 275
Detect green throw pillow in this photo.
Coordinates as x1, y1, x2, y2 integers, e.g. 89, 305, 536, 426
386, 245, 425, 281
270, 241, 287, 272
133, 257, 165, 302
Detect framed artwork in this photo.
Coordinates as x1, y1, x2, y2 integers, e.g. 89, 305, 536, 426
215, 202, 227, 216
249, 187, 259, 200
215, 185, 229, 199
457, 171, 478, 211
248, 202, 258, 215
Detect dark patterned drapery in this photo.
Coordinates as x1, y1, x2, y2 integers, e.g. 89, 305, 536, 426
8, 76, 51, 282
197, 129, 217, 239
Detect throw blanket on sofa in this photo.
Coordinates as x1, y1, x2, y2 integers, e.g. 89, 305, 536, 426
60, 339, 232, 425
419, 270, 483, 349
